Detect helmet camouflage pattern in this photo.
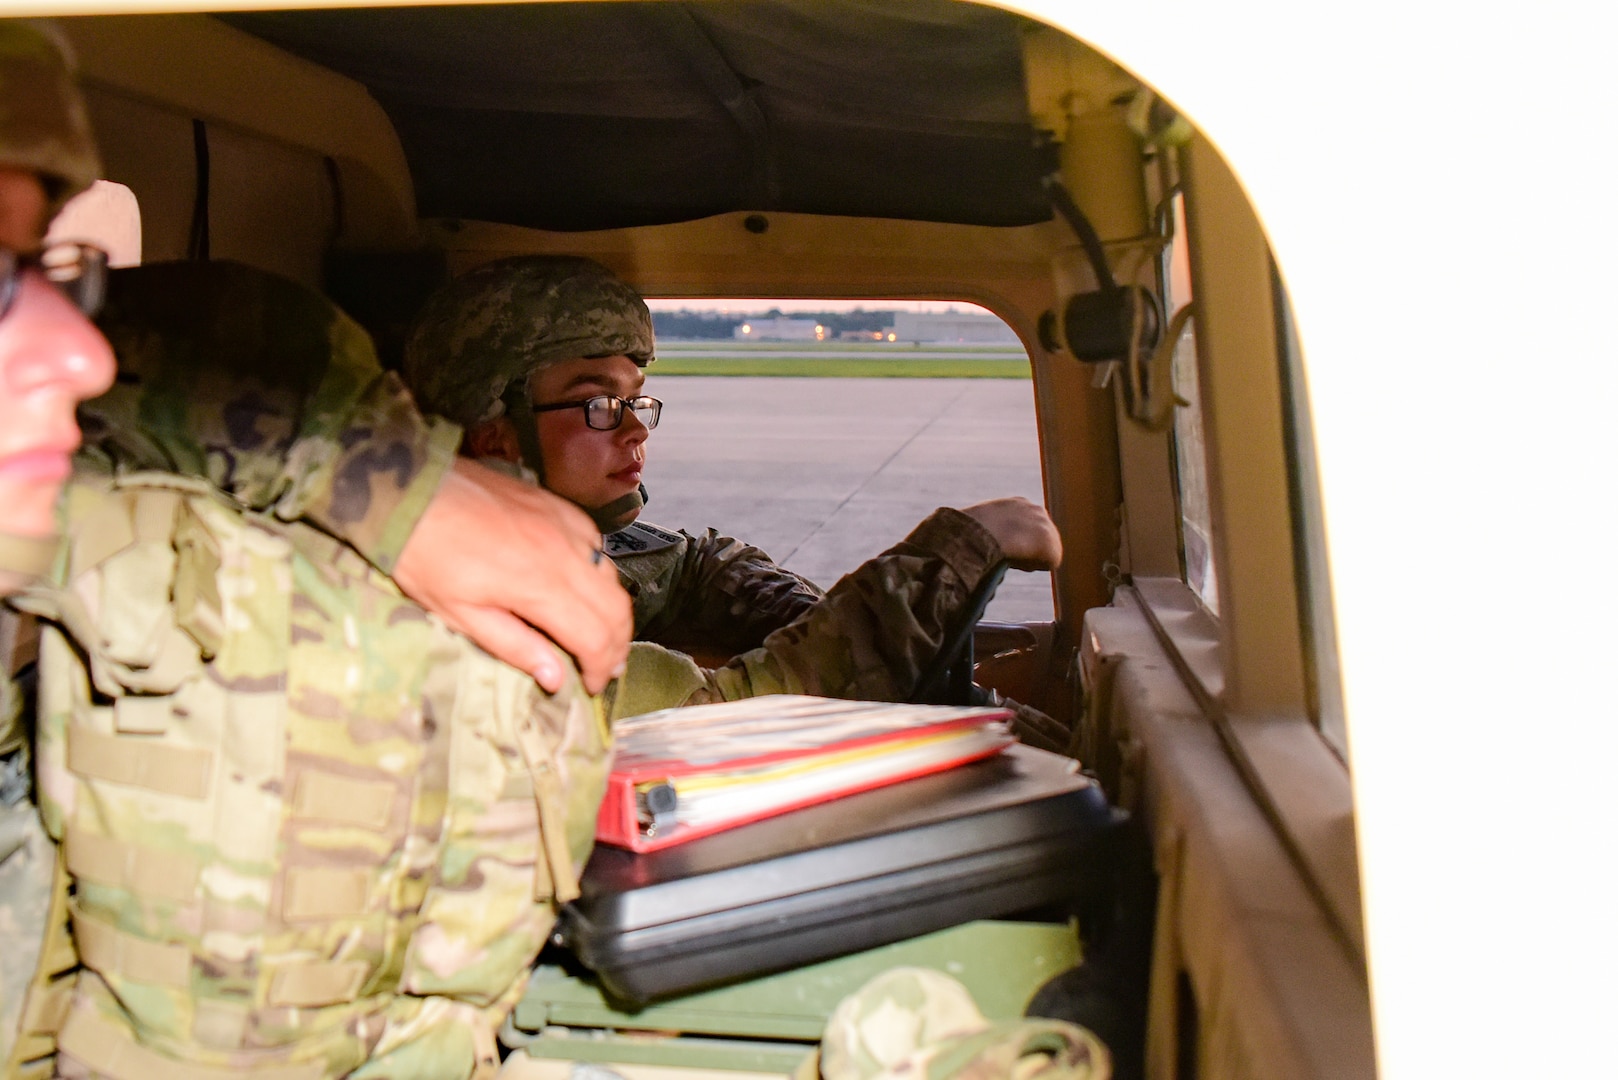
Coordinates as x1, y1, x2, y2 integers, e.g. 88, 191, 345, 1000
819, 967, 1112, 1080
403, 255, 655, 429
0, 20, 101, 213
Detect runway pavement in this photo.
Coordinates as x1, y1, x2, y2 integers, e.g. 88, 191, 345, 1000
638, 375, 1054, 623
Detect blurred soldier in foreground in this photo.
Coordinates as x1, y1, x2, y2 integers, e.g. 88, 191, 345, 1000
15, 265, 612, 1079
0, 25, 117, 1074
0, 20, 625, 1077
403, 256, 1073, 745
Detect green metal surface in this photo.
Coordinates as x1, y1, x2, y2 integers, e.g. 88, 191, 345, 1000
514, 920, 1081, 1043
521, 1029, 815, 1073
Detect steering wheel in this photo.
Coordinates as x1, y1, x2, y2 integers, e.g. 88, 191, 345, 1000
911, 561, 1008, 706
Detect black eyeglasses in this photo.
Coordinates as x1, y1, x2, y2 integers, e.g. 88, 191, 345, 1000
0, 242, 109, 322
531, 394, 662, 431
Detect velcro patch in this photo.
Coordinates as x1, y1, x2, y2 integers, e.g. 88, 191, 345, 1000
603, 521, 681, 557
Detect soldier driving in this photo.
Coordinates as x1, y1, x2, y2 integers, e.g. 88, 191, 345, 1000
401, 255, 1074, 745
404, 255, 827, 655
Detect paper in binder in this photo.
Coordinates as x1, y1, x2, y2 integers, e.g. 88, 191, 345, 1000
595, 695, 1015, 853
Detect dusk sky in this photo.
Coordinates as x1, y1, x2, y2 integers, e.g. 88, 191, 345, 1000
643, 297, 997, 316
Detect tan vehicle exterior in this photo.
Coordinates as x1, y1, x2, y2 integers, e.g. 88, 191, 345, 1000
2, 3, 1609, 1079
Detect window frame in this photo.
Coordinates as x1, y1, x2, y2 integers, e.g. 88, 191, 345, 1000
1121, 133, 1361, 961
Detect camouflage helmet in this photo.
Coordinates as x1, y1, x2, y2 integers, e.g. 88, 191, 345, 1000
402, 255, 655, 429
818, 967, 1113, 1080
0, 21, 102, 215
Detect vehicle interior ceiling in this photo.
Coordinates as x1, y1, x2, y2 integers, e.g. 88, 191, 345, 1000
56, 4, 1372, 1079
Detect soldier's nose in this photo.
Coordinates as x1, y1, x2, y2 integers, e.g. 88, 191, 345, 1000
1, 273, 116, 400
619, 412, 650, 445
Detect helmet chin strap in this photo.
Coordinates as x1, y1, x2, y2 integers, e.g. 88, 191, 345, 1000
500, 382, 648, 535
588, 485, 646, 535
500, 381, 548, 488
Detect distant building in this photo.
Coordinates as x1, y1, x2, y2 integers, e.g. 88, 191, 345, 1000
735, 317, 824, 341
891, 311, 1018, 344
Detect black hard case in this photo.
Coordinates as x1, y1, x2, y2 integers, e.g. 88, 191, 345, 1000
558, 744, 1118, 1005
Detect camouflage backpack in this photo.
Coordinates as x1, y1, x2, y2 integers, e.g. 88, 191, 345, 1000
15, 467, 610, 1080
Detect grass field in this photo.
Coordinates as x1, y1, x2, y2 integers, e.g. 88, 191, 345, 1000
652, 356, 1030, 378
652, 342, 1031, 378
658, 340, 1024, 355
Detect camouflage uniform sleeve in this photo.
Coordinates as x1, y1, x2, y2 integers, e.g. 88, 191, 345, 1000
264, 370, 460, 574
637, 529, 825, 653
608, 507, 1001, 721
82, 262, 462, 574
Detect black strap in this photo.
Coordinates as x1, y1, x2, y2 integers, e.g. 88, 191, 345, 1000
1042, 175, 1117, 293
500, 381, 548, 485
187, 120, 210, 262
323, 155, 345, 248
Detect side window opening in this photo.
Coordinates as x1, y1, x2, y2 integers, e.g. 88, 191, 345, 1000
644, 299, 1052, 624
1160, 191, 1219, 615
46, 179, 142, 267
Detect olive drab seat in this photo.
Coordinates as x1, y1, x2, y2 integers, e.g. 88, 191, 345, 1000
20, 468, 610, 1079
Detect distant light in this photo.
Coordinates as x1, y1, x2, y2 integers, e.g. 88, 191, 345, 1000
741, 324, 752, 334
887, 332, 897, 342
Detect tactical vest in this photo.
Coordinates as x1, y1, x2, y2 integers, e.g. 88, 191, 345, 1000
19, 472, 610, 1080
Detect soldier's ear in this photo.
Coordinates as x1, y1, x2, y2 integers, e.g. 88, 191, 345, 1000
465, 417, 522, 464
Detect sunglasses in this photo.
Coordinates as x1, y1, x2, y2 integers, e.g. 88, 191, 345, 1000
0, 242, 109, 322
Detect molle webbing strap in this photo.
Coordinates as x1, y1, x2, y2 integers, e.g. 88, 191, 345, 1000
11, 988, 69, 1080
498, 772, 534, 800
113, 694, 172, 736
266, 960, 369, 1008
190, 1000, 249, 1051
72, 901, 370, 1007
289, 772, 395, 830
7, 837, 76, 1077
70, 903, 191, 989
0, 532, 60, 582
65, 826, 200, 904
68, 725, 212, 799
57, 1001, 324, 1080
281, 866, 371, 921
